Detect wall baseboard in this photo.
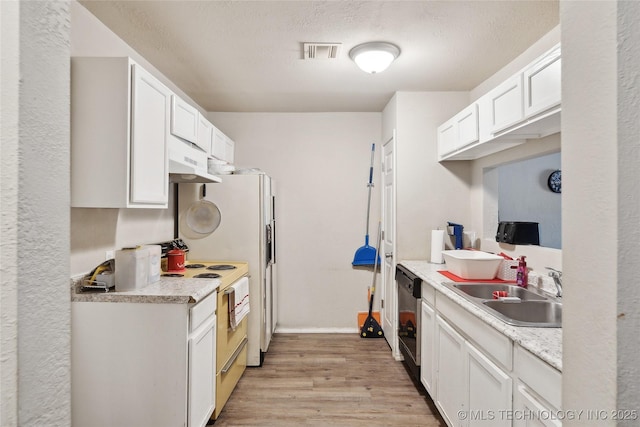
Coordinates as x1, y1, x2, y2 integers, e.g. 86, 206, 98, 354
275, 327, 359, 334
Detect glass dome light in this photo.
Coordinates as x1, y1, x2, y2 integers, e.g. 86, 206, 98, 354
349, 42, 401, 74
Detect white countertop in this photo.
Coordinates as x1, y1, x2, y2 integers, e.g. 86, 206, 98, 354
399, 260, 562, 371
71, 275, 220, 304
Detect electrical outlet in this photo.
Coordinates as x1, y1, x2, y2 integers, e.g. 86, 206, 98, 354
105, 250, 115, 260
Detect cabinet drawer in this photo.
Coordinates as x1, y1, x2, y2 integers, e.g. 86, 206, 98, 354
190, 291, 217, 333
421, 282, 435, 306
515, 344, 561, 410
437, 295, 512, 370
214, 340, 247, 419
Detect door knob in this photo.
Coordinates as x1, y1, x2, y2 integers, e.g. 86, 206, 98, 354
385, 253, 393, 258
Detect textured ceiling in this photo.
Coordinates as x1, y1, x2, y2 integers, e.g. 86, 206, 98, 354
79, 1, 559, 112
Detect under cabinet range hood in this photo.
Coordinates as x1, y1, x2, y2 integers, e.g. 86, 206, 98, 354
168, 136, 221, 183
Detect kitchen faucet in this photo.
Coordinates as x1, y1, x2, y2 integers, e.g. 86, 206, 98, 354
546, 267, 562, 298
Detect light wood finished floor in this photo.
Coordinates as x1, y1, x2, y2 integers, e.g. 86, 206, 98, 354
213, 333, 446, 426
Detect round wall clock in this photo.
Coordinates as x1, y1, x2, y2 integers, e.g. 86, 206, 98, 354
547, 170, 561, 193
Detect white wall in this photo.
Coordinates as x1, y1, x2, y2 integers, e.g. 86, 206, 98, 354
209, 112, 381, 331
1, 1, 71, 425
390, 92, 473, 259
561, 2, 640, 423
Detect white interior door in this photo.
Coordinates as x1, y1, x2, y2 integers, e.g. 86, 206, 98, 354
381, 131, 398, 357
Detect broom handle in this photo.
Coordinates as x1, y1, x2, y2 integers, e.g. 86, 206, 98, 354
364, 144, 375, 237
369, 221, 382, 314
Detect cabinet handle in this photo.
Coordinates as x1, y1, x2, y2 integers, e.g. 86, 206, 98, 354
221, 337, 248, 374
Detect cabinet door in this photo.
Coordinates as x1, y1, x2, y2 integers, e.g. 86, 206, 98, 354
436, 315, 466, 427
437, 119, 457, 158
455, 103, 479, 150
489, 74, 524, 134
466, 342, 512, 427
224, 136, 235, 164
171, 94, 199, 144
513, 384, 561, 427
523, 46, 561, 118
197, 114, 213, 155
130, 64, 170, 206
211, 127, 227, 161
188, 314, 216, 427
420, 300, 436, 396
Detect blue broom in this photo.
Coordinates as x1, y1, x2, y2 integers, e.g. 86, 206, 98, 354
353, 143, 381, 266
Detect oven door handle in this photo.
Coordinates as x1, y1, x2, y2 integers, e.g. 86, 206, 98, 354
221, 337, 248, 374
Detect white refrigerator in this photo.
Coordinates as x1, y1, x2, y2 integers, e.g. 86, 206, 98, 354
178, 173, 276, 366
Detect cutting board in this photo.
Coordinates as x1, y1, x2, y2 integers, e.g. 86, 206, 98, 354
438, 270, 516, 283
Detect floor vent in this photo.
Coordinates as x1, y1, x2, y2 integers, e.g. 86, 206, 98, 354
303, 43, 342, 60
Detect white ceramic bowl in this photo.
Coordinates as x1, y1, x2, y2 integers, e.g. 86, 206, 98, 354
442, 250, 503, 280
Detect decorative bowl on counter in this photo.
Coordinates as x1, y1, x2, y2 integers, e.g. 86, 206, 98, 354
442, 250, 504, 280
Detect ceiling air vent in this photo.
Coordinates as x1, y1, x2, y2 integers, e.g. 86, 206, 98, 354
303, 43, 342, 60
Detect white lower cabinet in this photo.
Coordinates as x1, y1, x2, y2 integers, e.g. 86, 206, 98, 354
436, 314, 467, 426
513, 344, 562, 427
71, 292, 217, 427
419, 284, 561, 427
513, 385, 561, 427
188, 312, 217, 427
420, 299, 436, 395
466, 342, 512, 427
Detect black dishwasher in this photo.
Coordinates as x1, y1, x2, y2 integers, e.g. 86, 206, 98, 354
396, 264, 421, 382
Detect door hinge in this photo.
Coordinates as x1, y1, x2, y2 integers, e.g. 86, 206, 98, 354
381, 299, 384, 309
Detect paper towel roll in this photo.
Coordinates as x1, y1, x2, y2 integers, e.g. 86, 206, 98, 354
430, 229, 445, 264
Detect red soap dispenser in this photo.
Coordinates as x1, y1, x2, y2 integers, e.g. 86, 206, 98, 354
516, 256, 528, 288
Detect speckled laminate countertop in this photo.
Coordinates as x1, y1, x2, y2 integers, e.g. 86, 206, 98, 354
400, 260, 562, 372
70, 275, 220, 304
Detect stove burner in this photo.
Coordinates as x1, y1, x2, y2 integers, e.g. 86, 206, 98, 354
185, 264, 206, 269
206, 265, 237, 271
162, 273, 184, 277
193, 273, 221, 279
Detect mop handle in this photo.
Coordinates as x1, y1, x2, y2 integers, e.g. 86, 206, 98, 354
365, 144, 375, 236
369, 221, 382, 313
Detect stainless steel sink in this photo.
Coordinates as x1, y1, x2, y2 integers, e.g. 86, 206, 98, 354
482, 300, 562, 328
451, 283, 548, 301
443, 282, 561, 328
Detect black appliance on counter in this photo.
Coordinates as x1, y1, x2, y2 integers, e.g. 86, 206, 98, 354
495, 221, 540, 245
396, 264, 422, 382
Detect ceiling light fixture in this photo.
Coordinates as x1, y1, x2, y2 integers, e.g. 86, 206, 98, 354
349, 42, 401, 74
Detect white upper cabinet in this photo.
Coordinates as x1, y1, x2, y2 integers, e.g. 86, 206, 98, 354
523, 45, 561, 119
437, 103, 479, 160
211, 126, 235, 164
171, 95, 199, 144
438, 43, 561, 161
71, 57, 170, 208
488, 74, 524, 134
197, 114, 214, 156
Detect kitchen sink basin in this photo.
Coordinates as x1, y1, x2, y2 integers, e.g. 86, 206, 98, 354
442, 282, 561, 328
482, 300, 562, 328
451, 283, 548, 301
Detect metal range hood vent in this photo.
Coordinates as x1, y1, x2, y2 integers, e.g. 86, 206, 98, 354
303, 42, 342, 60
